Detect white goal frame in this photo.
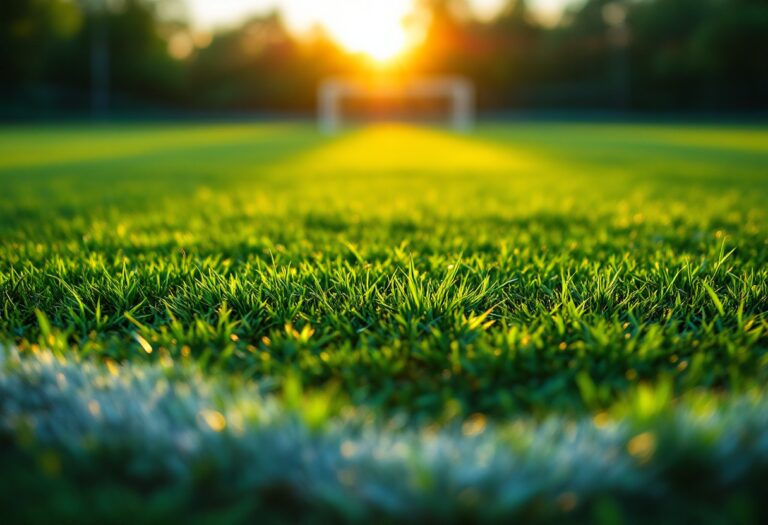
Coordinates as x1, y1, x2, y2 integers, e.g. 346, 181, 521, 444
318, 76, 475, 134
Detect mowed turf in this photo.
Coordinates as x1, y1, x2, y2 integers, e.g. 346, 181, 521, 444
1, 122, 767, 522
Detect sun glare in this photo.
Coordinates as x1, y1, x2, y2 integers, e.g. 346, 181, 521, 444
318, 0, 419, 62
189, 0, 428, 63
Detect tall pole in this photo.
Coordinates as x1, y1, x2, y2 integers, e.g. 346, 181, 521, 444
603, 2, 630, 110
88, 0, 110, 117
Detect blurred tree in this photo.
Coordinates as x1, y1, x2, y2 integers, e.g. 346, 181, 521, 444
0, 0, 82, 109
97, 0, 183, 105
691, 0, 768, 108
1, 0, 183, 113
412, 0, 475, 73
629, 0, 768, 109
186, 13, 307, 110
1, 0, 766, 114
488, 1, 543, 107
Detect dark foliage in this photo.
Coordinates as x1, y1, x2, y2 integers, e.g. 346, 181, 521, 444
1, 0, 767, 114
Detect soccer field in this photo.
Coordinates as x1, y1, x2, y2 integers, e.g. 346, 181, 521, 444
1, 122, 767, 522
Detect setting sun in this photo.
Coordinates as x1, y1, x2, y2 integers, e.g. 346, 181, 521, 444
318, 0, 419, 61
186, 0, 431, 62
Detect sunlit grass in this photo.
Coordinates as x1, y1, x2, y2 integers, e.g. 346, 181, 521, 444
0, 121, 767, 521
3, 348, 768, 523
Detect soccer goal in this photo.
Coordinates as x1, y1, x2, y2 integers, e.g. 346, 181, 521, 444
318, 76, 475, 134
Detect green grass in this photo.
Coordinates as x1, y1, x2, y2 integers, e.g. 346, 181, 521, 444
1, 122, 767, 522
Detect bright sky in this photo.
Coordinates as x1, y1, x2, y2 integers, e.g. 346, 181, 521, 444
184, 0, 571, 61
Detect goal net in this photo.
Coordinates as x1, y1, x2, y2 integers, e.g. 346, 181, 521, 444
318, 76, 475, 134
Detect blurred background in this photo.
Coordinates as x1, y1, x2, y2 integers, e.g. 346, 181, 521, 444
2, 0, 767, 119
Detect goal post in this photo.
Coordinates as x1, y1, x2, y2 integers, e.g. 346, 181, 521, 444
318, 76, 475, 134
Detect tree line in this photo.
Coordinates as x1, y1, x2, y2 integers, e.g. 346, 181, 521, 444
1, 0, 767, 116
